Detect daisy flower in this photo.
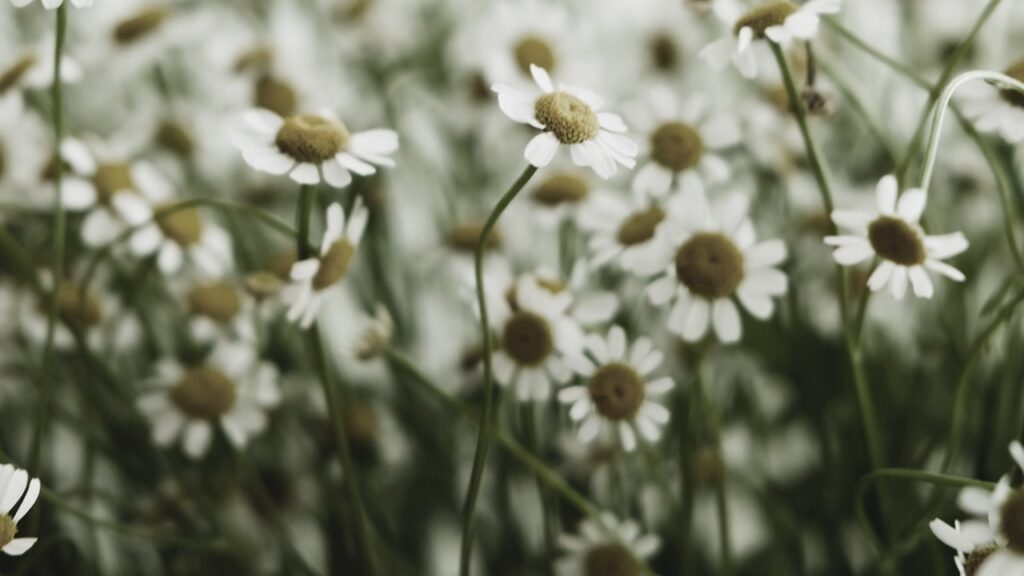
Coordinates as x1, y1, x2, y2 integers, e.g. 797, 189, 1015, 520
961, 59, 1024, 144
558, 325, 674, 452
824, 175, 969, 300
235, 108, 398, 187
931, 441, 1024, 576
137, 341, 281, 459
184, 280, 256, 345
475, 0, 574, 86
0, 464, 41, 557
630, 86, 741, 198
127, 201, 234, 277
10, 0, 92, 9
0, 40, 82, 95
526, 168, 594, 227
492, 64, 638, 179
636, 182, 788, 343
285, 199, 368, 329
578, 187, 673, 272
556, 513, 660, 576
700, 0, 841, 78
487, 274, 585, 402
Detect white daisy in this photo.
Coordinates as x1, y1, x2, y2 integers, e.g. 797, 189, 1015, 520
931, 441, 1024, 576
492, 64, 638, 179
526, 168, 595, 227
961, 60, 1024, 144
485, 274, 586, 402
285, 199, 368, 329
137, 341, 281, 459
235, 108, 398, 187
127, 202, 234, 277
475, 0, 574, 87
0, 40, 82, 94
824, 175, 969, 300
183, 280, 257, 346
10, 0, 92, 8
629, 86, 741, 198
700, 0, 841, 78
578, 187, 673, 273
555, 513, 660, 576
635, 181, 788, 343
558, 325, 674, 452
0, 464, 41, 557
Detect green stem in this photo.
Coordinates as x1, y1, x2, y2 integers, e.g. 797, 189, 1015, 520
692, 358, 732, 575
296, 184, 316, 260
460, 164, 538, 576
519, 403, 557, 572
28, 0, 68, 487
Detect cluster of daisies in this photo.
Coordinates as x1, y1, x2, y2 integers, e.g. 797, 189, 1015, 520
4, 0, 1022, 573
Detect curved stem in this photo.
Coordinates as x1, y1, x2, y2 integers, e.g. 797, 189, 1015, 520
29, 1, 68, 488
460, 164, 538, 576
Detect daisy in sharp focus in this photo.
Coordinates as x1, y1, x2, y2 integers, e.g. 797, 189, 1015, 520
0, 464, 41, 557
137, 341, 281, 459
558, 325, 674, 452
700, 0, 841, 78
492, 65, 638, 179
931, 441, 1024, 576
635, 180, 788, 343
824, 175, 969, 300
235, 108, 398, 187
556, 513, 660, 576
961, 59, 1024, 144
629, 85, 741, 198
285, 199, 368, 329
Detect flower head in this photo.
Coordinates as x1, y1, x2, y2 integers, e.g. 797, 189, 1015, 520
492, 65, 638, 179
237, 108, 398, 187
556, 513, 660, 576
0, 465, 40, 557
825, 175, 969, 300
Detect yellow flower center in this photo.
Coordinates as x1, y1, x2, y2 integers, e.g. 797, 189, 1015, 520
312, 240, 356, 290
675, 232, 745, 299
963, 544, 1000, 576
0, 54, 37, 94
234, 46, 274, 74
649, 33, 680, 72
275, 114, 350, 165
188, 282, 241, 324
446, 222, 501, 253
534, 92, 600, 145
531, 172, 589, 206
651, 122, 704, 172
171, 366, 237, 420
588, 363, 646, 421
0, 515, 16, 549
155, 122, 194, 158
114, 7, 169, 45
245, 271, 284, 299
514, 35, 556, 75
501, 311, 553, 367
583, 543, 642, 576
92, 163, 136, 205
733, 1, 798, 37
46, 284, 104, 330
156, 204, 203, 246
616, 207, 665, 246
1000, 59, 1024, 108
255, 75, 298, 118
867, 216, 925, 266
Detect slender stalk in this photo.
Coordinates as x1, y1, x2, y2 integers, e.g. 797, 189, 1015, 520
677, 384, 695, 574
771, 44, 886, 473
692, 359, 732, 575
28, 1, 69, 488
296, 184, 316, 259
460, 164, 538, 576
519, 403, 557, 572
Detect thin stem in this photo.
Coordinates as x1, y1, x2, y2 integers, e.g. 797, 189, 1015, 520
519, 403, 558, 572
692, 358, 732, 575
824, 19, 929, 90
296, 184, 316, 260
460, 163, 538, 576
28, 0, 69, 487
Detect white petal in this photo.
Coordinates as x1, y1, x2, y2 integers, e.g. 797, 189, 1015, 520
889, 266, 908, 299
607, 326, 627, 361
681, 298, 710, 342
875, 175, 898, 215
242, 108, 284, 135
242, 145, 295, 175
524, 132, 560, 167
745, 240, 787, 268
12, 479, 39, 523
712, 299, 742, 343
908, 266, 934, 299
2, 538, 36, 556
349, 129, 399, 156
0, 470, 27, 515
831, 210, 874, 232
336, 152, 376, 176
833, 242, 874, 266
896, 188, 927, 223
322, 160, 353, 188
289, 163, 320, 185
867, 261, 895, 291
183, 421, 212, 458
925, 259, 966, 282
530, 64, 554, 93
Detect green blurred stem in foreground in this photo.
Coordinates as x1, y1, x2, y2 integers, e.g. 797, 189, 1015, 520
460, 163, 538, 576
29, 1, 69, 508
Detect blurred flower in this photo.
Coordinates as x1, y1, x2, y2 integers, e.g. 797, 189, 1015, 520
353, 304, 394, 361
555, 513, 660, 575
10, 0, 91, 10
492, 64, 637, 179
825, 175, 969, 300
961, 60, 1024, 144
285, 200, 368, 329
558, 325, 674, 452
236, 108, 398, 187
0, 464, 41, 557
578, 185, 672, 273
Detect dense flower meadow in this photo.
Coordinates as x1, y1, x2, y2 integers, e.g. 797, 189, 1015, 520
3, 0, 1024, 574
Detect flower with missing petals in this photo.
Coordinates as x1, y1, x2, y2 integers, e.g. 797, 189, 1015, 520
492, 65, 637, 179
825, 175, 968, 300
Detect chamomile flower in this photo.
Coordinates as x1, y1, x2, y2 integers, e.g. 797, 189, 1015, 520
636, 183, 788, 343
486, 274, 585, 402
930, 441, 1024, 576
285, 199, 368, 329
235, 108, 398, 187
700, 0, 840, 78
558, 325, 674, 452
824, 175, 969, 300
0, 465, 40, 557
556, 513, 660, 576
184, 280, 256, 345
475, 0, 575, 86
10, 0, 92, 10
629, 86, 741, 198
961, 59, 1024, 144
492, 65, 638, 179
127, 201, 234, 277
578, 186, 673, 272
138, 341, 281, 459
